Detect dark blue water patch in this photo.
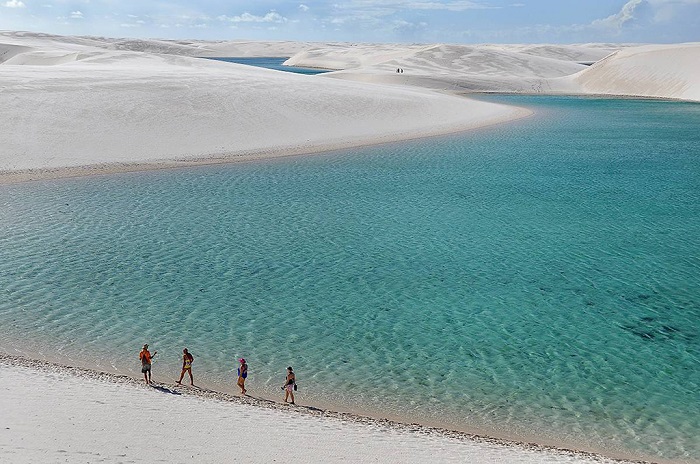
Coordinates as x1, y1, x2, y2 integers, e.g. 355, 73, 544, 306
204, 57, 331, 75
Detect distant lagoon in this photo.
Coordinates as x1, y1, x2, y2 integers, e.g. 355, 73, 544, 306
205, 57, 332, 75
1, 95, 698, 463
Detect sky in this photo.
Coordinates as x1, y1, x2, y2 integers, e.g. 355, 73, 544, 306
1, 0, 699, 43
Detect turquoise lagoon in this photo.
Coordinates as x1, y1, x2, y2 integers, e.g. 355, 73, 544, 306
205, 57, 331, 75
0, 96, 699, 462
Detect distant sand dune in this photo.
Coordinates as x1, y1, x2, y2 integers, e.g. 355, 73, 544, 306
3, 50, 81, 65
0, 42, 32, 64
285, 41, 699, 102
559, 43, 700, 101
284, 43, 623, 93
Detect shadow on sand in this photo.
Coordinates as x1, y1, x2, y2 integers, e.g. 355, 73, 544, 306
151, 384, 181, 395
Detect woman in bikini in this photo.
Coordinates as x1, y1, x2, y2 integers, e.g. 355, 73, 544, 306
176, 348, 194, 386
237, 358, 248, 395
283, 366, 296, 404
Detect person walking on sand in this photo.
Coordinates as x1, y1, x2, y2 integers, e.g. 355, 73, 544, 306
176, 348, 194, 386
139, 344, 157, 385
237, 358, 248, 395
283, 366, 296, 404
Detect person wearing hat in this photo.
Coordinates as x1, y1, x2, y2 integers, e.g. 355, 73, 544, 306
139, 344, 157, 385
237, 358, 248, 395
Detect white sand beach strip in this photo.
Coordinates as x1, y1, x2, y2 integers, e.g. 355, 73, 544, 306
0, 358, 645, 464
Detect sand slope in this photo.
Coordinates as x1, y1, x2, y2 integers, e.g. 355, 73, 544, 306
556, 43, 700, 101
0, 32, 525, 177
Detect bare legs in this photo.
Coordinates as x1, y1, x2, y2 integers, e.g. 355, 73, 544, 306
284, 387, 295, 404
177, 368, 193, 385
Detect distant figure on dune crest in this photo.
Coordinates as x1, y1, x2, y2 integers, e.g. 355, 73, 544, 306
283, 366, 296, 404
139, 344, 157, 385
237, 358, 248, 395
176, 348, 194, 386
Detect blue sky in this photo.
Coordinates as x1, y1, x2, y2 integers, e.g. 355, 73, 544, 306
1, 0, 699, 43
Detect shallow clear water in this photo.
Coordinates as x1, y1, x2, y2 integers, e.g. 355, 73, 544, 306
205, 57, 331, 74
1, 96, 699, 462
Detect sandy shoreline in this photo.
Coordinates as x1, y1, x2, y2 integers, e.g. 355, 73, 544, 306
0, 354, 653, 464
0, 104, 531, 185
0, 31, 531, 184
2, 32, 699, 463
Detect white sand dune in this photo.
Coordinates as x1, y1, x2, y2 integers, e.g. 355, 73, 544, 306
0, 358, 637, 464
285, 42, 614, 75
0, 31, 526, 179
285, 42, 623, 93
555, 43, 700, 101
2, 30, 318, 58
285, 41, 700, 101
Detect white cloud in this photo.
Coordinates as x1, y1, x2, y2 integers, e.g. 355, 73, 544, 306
405, 1, 497, 10
299, 3, 309, 11
392, 18, 427, 34
70, 10, 84, 19
591, 0, 643, 30
588, 0, 700, 30
648, 0, 700, 22
218, 11, 287, 23
3, 0, 26, 8
337, 0, 495, 11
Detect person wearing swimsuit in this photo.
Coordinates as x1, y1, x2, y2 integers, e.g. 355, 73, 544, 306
237, 358, 248, 395
139, 344, 157, 385
283, 366, 296, 404
176, 348, 194, 386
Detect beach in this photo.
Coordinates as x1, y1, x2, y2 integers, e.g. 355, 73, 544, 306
1, 31, 699, 464
1, 355, 648, 464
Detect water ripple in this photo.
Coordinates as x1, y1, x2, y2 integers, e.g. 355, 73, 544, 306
1, 96, 699, 462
